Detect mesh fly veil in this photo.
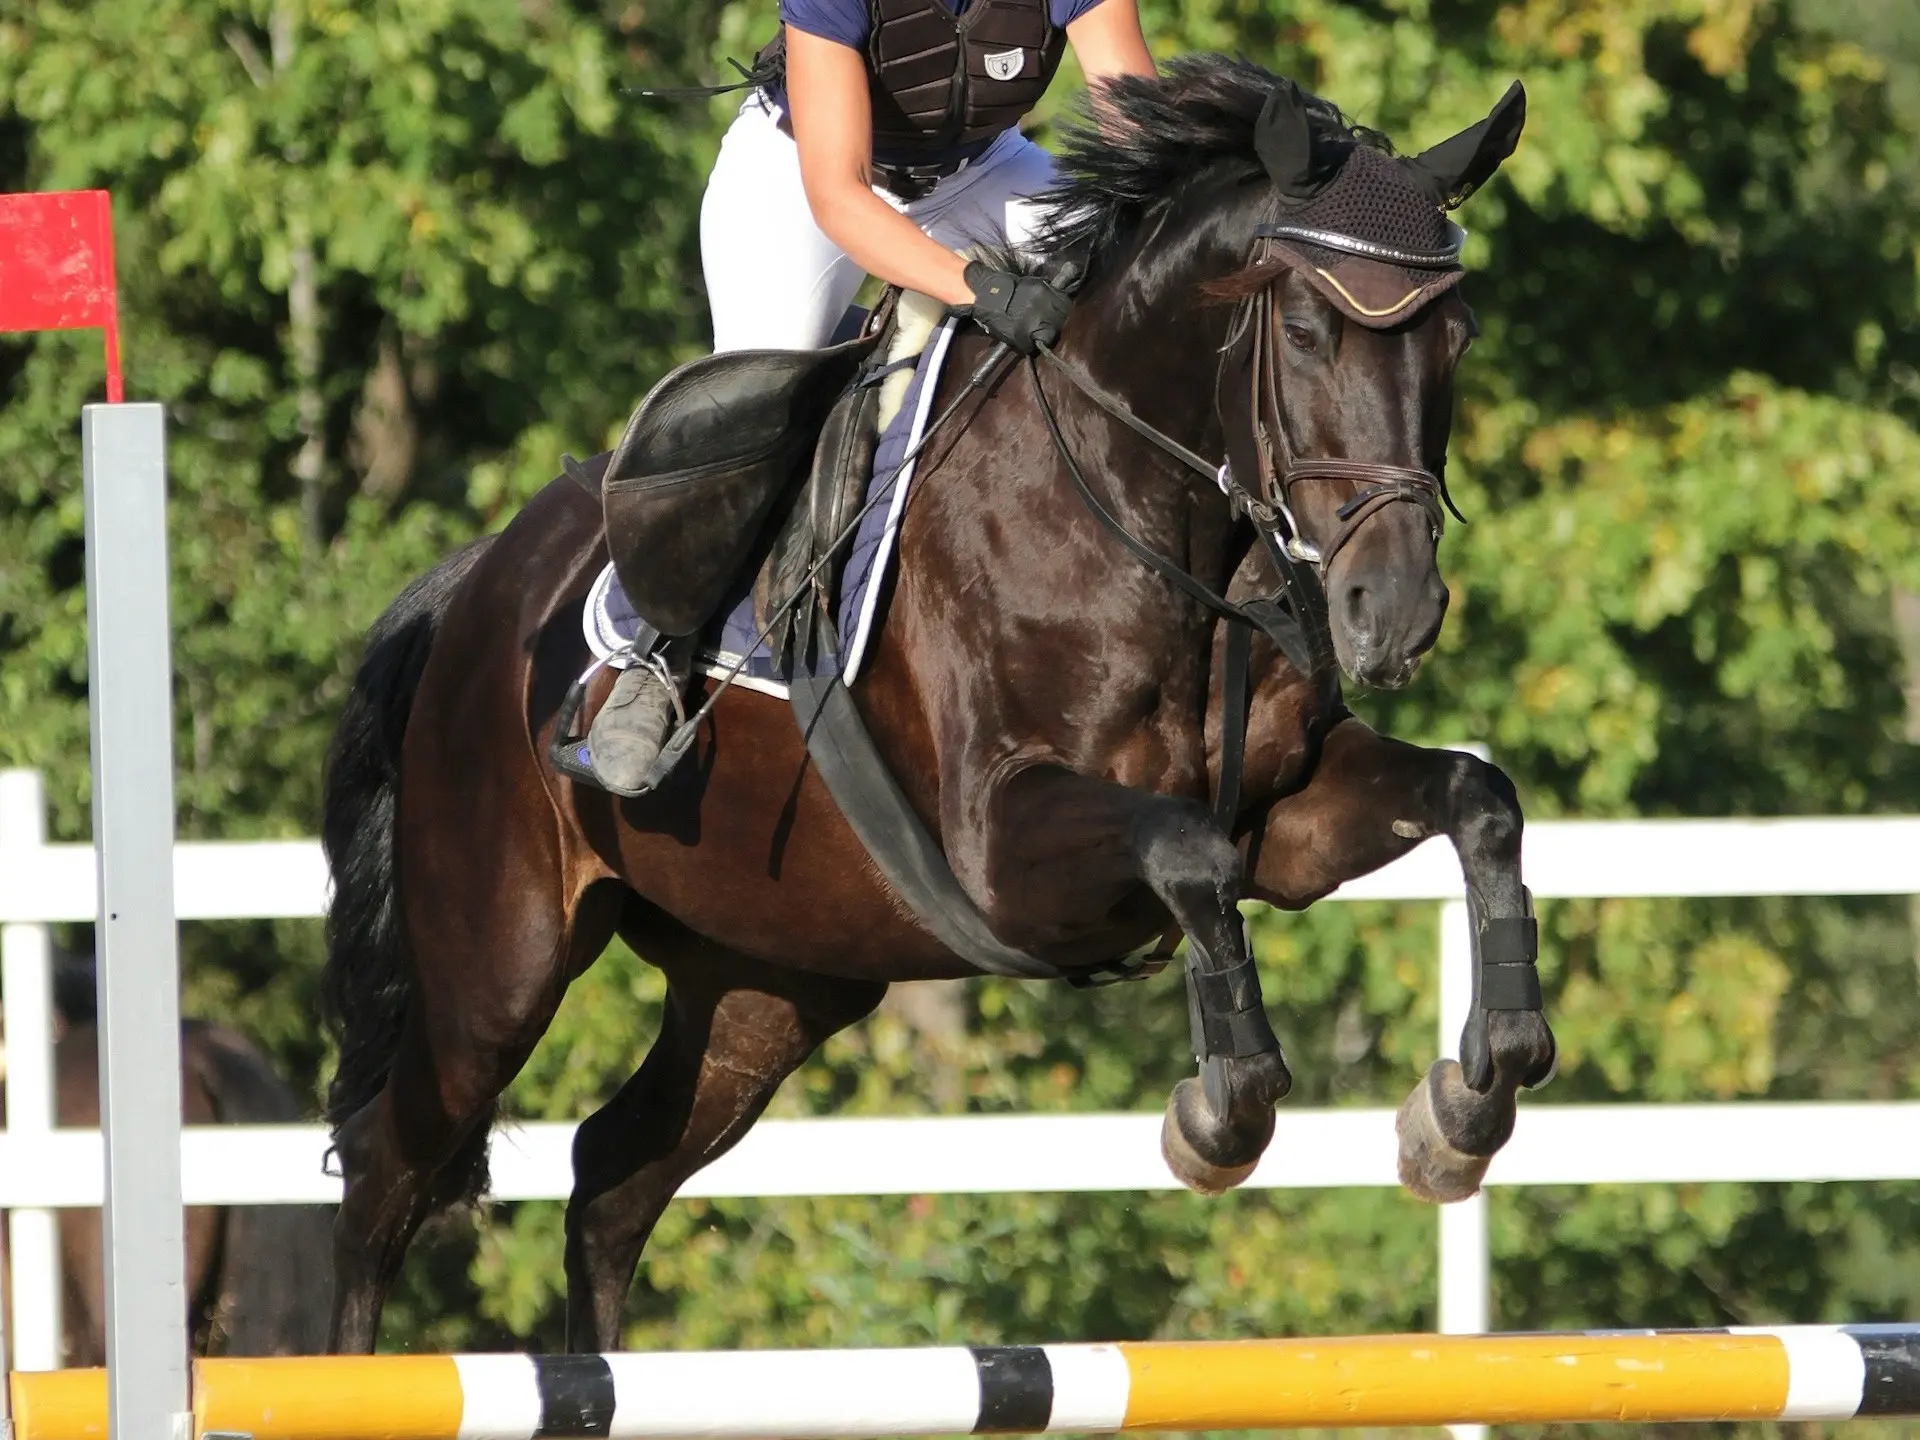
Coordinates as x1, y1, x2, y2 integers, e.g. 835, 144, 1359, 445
1251, 79, 1525, 328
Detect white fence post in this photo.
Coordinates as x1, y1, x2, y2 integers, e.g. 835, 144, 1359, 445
82, 402, 192, 1440
1, 769, 63, 1373
1438, 895, 1490, 1440
1435, 741, 1492, 1440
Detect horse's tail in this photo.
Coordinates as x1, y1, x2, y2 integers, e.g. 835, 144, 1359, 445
185, 1022, 335, 1355
320, 537, 494, 1133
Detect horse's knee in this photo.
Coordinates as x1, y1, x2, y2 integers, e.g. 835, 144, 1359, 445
1134, 799, 1243, 903
1447, 754, 1521, 865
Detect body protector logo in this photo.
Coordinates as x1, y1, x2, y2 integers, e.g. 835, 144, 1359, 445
984, 48, 1026, 81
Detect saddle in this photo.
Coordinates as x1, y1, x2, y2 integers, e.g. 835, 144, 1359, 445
592, 292, 901, 652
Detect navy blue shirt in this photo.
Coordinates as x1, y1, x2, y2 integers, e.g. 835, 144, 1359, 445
774, 0, 1106, 165
783, 0, 1104, 51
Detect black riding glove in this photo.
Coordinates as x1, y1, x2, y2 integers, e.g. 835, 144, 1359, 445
962, 261, 1072, 355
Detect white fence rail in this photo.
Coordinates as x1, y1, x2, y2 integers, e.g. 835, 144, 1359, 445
5, 769, 1920, 1416
7, 1103, 1920, 1208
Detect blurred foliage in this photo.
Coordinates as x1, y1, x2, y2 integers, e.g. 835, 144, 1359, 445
4, 0, 1920, 1435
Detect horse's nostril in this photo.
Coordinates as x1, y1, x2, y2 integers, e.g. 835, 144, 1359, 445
1343, 584, 1373, 624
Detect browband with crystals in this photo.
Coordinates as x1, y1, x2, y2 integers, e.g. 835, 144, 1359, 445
1253, 220, 1467, 270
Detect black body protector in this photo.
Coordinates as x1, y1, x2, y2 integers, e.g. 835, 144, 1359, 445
865, 0, 1065, 154
756, 0, 1065, 190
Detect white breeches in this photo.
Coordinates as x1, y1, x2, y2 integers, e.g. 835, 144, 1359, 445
699, 92, 1060, 352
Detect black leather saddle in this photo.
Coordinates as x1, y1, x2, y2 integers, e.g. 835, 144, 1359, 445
584, 294, 900, 656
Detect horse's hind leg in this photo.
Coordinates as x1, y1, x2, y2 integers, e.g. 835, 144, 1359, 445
327, 880, 621, 1354
1246, 715, 1557, 1203
564, 916, 884, 1352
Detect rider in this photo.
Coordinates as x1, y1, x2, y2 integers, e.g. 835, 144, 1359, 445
584, 0, 1158, 795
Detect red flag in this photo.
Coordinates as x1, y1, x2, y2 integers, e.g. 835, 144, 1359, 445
0, 189, 123, 402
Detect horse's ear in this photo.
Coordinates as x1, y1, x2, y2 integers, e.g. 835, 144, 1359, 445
1255, 80, 1318, 198
1402, 80, 1526, 209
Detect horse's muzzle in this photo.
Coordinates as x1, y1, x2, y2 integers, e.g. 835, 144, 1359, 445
1332, 566, 1449, 688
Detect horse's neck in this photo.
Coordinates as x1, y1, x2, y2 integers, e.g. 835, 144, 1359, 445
1045, 275, 1242, 587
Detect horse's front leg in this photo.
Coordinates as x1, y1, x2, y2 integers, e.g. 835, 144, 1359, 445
979, 763, 1291, 1196
1246, 715, 1557, 1203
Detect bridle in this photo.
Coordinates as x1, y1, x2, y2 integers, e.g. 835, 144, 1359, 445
1235, 267, 1463, 572
1029, 251, 1458, 633
1026, 242, 1463, 832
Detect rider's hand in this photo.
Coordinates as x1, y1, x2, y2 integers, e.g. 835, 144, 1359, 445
961, 262, 1072, 355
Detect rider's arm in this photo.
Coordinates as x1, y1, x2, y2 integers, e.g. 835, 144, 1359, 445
785, 28, 977, 307
1064, 0, 1156, 89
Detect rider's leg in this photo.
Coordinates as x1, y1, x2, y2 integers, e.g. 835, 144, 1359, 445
584, 645, 694, 797
583, 94, 872, 794
589, 107, 1062, 797
910, 129, 1060, 260
701, 92, 870, 353
582, 587, 685, 797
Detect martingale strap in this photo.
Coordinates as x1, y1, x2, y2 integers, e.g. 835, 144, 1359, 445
1029, 355, 1253, 629
1213, 617, 1253, 832
1027, 306, 1346, 850
1028, 344, 1330, 684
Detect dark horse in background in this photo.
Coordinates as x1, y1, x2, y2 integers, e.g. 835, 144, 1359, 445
1, 953, 333, 1364
319, 57, 1557, 1353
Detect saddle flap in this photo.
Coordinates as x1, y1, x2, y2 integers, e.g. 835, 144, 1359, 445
603, 331, 883, 637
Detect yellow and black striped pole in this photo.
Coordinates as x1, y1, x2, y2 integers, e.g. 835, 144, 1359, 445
10, 1326, 1920, 1439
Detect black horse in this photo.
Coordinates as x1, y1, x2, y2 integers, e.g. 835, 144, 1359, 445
319, 57, 1555, 1353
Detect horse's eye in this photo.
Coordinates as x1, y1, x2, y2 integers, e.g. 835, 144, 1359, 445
1283, 322, 1316, 354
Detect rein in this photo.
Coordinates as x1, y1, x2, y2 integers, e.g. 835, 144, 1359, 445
1029, 334, 1333, 687
1030, 346, 1266, 631
1033, 278, 1457, 596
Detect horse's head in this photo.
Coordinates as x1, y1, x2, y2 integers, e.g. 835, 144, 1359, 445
1226, 79, 1525, 688
1228, 78, 1528, 687
1044, 64, 1523, 691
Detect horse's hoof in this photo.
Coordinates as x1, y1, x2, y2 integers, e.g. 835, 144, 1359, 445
1159, 1077, 1269, 1195
1395, 1060, 1493, 1204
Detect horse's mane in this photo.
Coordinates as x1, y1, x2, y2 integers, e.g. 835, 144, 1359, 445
1034, 55, 1394, 273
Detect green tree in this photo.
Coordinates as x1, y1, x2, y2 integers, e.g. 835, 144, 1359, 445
3, 0, 1919, 1433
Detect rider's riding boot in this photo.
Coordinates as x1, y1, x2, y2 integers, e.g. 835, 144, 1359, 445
587, 638, 694, 797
